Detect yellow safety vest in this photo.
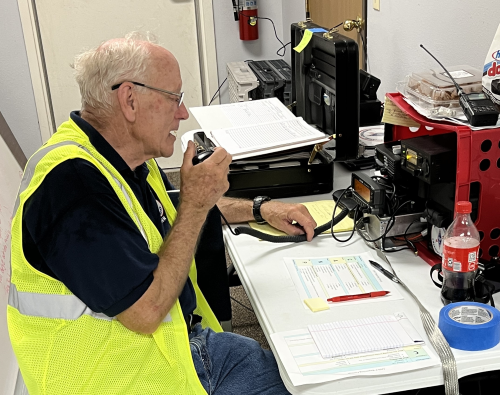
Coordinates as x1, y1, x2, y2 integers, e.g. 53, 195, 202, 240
7, 118, 221, 395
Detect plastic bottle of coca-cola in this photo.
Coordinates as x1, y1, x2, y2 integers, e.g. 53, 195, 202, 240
440, 201, 480, 305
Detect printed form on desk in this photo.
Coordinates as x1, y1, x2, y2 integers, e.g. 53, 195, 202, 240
284, 252, 403, 309
272, 252, 439, 386
271, 327, 438, 386
308, 313, 424, 359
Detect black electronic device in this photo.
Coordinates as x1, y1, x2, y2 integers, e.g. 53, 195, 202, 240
226, 148, 333, 199
291, 22, 359, 161
247, 59, 292, 105
350, 172, 385, 215
360, 70, 383, 127
375, 142, 402, 180
400, 134, 456, 185
492, 79, 500, 95
192, 131, 216, 165
360, 70, 380, 101
190, 131, 334, 199
420, 45, 500, 127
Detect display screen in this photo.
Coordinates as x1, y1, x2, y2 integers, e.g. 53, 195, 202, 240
353, 178, 371, 203
467, 93, 487, 101
406, 148, 418, 166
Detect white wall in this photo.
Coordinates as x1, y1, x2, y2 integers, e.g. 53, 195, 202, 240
7, 0, 500, 156
367, 0, 499, 101
0, 0, 41, 157
212, 0, 304, 104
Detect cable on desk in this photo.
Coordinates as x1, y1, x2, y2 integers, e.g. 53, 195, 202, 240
330, 186, 357, 243
221, 207, 350, 243
403, 219, 420, 255
375, 251, 460, 395
355, 200, 414, 244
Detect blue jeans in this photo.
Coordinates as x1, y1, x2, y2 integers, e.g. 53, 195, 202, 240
189, 324, 291, 395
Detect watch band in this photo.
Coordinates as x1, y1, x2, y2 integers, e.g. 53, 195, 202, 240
253, 196, 271, 224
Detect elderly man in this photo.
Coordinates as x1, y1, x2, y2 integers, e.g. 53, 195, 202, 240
7, 33, 317, 394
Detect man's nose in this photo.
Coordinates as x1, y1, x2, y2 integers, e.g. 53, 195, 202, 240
176, 102, 189, 120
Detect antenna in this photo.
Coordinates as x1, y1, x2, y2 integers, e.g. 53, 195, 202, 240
420, 44, 463, 96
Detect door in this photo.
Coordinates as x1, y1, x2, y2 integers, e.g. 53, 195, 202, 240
309, 0, 366, 69
29, 0, 216, 169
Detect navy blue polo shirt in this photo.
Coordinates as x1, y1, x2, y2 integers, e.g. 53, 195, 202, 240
22, 112, 196, 317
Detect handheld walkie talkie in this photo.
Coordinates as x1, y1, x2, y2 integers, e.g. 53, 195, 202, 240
420, 45, 500, 127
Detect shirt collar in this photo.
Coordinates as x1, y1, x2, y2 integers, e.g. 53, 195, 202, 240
70, 111, 149, 178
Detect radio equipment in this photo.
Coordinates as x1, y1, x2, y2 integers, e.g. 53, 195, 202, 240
375, 142, 402, 180
350, 172, 385, 215
400, 134, 456, 185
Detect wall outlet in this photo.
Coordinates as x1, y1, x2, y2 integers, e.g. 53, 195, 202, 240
373, 0, 380, 11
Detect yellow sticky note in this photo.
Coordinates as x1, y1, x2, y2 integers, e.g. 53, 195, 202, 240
304, 297, 330, 312
293, 29, 313, 53
381, 96, 420, 128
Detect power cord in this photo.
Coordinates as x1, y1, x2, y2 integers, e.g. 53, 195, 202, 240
403, 219, 420, 255
330, 187, 357, 243
239, 12, 288, 57
355, 200, 414, 244
209, 77, 227, 105
230, 296, 254, 312
330, 22, 343, 30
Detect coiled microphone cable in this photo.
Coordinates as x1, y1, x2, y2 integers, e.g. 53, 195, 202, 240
220, 206, 350, 243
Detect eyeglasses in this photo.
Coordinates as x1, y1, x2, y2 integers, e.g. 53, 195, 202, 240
111, 81, 184, 107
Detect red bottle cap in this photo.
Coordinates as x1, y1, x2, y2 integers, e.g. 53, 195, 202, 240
456, 201, 472, 214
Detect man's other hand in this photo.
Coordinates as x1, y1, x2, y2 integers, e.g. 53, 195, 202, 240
260, 202, 317, 242
180, 141, 232, 213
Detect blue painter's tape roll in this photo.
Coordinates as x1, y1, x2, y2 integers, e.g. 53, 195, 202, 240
438, 302, 500, 351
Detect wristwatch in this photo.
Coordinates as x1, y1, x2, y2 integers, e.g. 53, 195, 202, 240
252, 196, 271, 224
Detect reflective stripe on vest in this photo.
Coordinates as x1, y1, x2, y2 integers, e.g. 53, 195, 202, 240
9, 282, 172, 322
9, 283, 112, 321
9, 140, 172, 322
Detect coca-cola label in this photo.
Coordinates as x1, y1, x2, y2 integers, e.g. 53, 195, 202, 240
442, 245, 479, 272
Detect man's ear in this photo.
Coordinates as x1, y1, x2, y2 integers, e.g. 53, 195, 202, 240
116, 83, 138, 123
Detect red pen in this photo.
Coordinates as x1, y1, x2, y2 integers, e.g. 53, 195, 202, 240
327, 291, 390, 303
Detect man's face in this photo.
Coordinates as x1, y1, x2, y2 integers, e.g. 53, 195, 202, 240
135, 50, 189, 159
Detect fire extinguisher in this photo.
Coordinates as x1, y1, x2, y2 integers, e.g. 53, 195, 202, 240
237, 0, 258, 41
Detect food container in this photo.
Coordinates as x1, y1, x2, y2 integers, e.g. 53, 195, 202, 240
399, 65, 483, 111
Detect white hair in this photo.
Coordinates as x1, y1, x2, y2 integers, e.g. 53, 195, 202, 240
72, 31, 160, 117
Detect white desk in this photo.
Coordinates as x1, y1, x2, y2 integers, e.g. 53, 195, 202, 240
223, 164, 500, 395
